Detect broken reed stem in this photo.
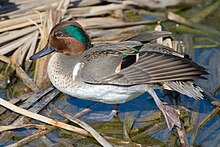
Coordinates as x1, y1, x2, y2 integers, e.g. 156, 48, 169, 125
0, 55, 12, 65
190, 0, 220, 23
16, 67, 39, 92
7, 102, 102, 146
167, 12, 220, 37
0, 88, 57, 143
192, 107, 220, 143
131, 122, 165, 142
176, 126, 190, 147
0, 26, 38, 44
85, 20, 158, 30
0, 17, 43, 33
0, 98, 89, 136
6, 126, 55, 147
0, 92, 33, 115
54, 105, 113, 147
0, 33, 34, 55
0, 124, 47, 132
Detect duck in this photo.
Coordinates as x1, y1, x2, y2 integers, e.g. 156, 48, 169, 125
30, 21, 207, 130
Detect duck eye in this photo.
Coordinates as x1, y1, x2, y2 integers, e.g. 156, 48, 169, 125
54, 31, 63, 37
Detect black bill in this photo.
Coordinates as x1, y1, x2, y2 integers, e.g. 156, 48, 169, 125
30, 46, 55, 60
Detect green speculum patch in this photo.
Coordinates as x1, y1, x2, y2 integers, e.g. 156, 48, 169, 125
123, 45, 142, 58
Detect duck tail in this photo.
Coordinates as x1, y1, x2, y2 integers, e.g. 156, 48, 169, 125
163, 81, 204, 100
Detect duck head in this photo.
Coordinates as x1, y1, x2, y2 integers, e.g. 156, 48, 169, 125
30, 21, 91, 60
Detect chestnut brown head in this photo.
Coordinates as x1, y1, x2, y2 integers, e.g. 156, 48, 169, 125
30, 21, 91, 60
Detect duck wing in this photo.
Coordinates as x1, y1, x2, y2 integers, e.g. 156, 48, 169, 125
81, 43, 207, 86
80, 41, 142, 82
100, 51, 207, 84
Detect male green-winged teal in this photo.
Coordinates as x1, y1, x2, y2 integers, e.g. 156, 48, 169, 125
30, 21, 207, 130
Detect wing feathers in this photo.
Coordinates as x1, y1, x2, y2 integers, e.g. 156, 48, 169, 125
148, 76, 201, 83
146, 64, 191, 74
149, 68, 202, 77
100, 51, 207, 85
